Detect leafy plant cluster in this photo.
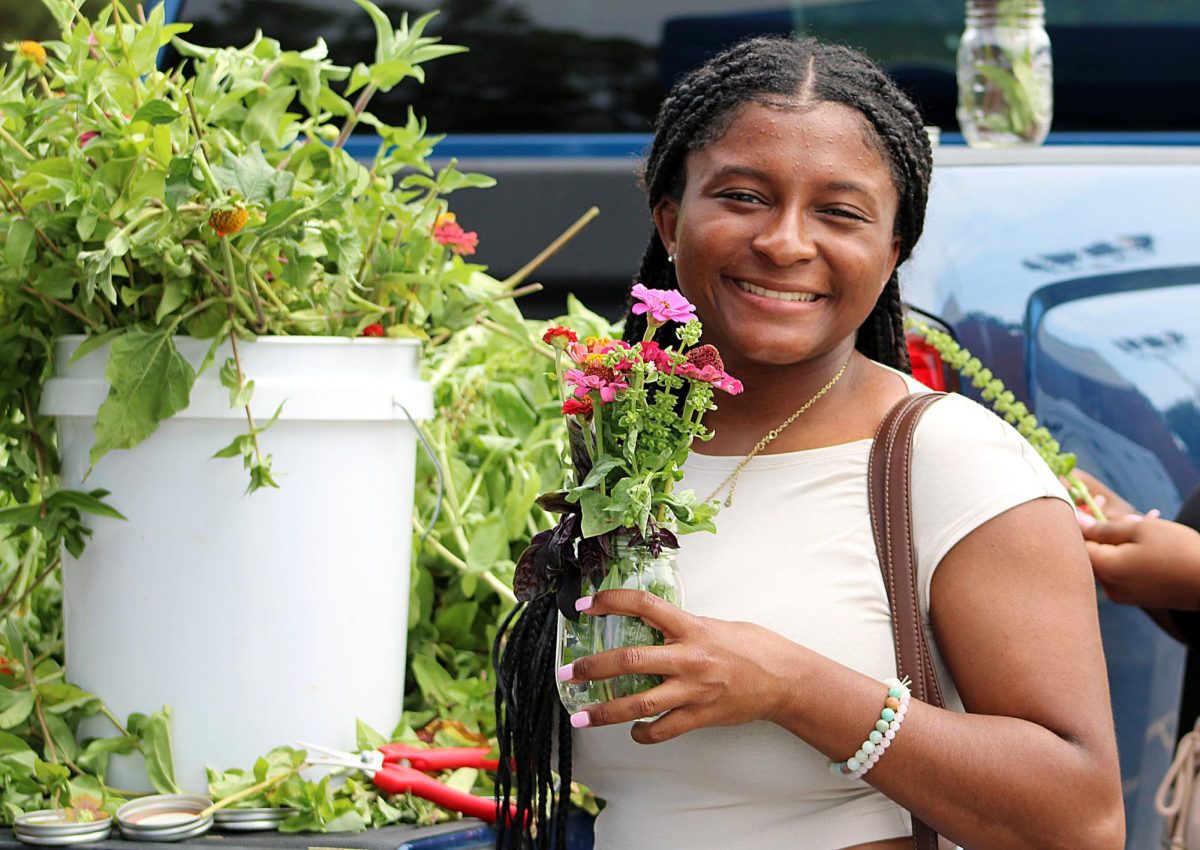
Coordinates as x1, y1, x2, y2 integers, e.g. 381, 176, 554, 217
905, 317, 1104, 519
0, 0, 501, 501
0, 0, 602, 832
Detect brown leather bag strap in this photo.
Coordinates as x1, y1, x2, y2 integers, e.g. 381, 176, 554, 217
868, 391, 948, 850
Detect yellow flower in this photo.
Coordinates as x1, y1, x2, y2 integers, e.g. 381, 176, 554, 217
209, 207, 249, 238
18, 41, 47, 67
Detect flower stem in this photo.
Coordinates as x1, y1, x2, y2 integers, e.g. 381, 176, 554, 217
412, 517, 517, 603
476, 318, 555, 361
503, 206, 598, 289
0, 124, 35, 160
333, 83, 377, 150
225, 306, 264, 467
197, 769, 297, 818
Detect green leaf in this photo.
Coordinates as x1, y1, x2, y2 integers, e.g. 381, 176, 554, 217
212, 148, 293, 206
465, 511, 508, 571
90, 327, 197, 467
76, 736, 137, 782
485, 383, 536, 440
219, 357, 253, 408
155, 280, 189, 324
37, 683, 100, 716
164, 153, 200, 212
131, 100, 182, 126
34, 758, 71, 787
0, 689, 35, 730
69, 329, 126, 364
443, 766, 478, 793
46, 489, 126, 521
42, 713, 78, 762
138, 707, 180, 794
0, 731, 34, 758
575, 456, 624, 492
242, 86, 298, 149
211, 433, 253, 460
577, 490, 622, 538
352, 0, 396, 65
6, 219, 35, 272
354, 719, 387, 752
409, 654, 453, 706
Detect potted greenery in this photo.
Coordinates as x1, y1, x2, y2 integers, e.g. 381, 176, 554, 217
0, 0, 515, 792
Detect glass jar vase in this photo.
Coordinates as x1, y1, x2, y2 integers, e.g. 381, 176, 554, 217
556, 536, 684, 713
956, 0, 1053, 148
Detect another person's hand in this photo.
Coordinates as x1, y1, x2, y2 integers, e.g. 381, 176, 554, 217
557, 589, 799, 743
1082, 516, 1200, 610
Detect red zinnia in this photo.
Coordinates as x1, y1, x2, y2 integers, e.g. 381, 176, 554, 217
542, 326, 578, 348
562, 397, 593, 417
361, 323, 384, 337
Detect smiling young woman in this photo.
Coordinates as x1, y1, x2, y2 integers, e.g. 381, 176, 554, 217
494, 36, 1124, 850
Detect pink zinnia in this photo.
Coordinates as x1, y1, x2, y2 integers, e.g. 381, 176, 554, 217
564, 368, 628, 404
636, 340, 673, 371
677, 345, 743, 394
566, 336, 628, 366
630, 282, 696, 326
433, 213, 479, 256
78, 131, 99, 148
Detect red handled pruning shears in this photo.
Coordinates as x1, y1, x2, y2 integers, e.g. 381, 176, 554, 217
299, 740, 512, 824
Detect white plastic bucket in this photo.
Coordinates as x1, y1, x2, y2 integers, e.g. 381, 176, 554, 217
41, 335, 433, 792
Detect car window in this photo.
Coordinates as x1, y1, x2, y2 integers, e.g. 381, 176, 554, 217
165, 0, 1200, 135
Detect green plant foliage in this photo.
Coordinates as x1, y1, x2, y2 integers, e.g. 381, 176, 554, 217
0, 0, 581, 831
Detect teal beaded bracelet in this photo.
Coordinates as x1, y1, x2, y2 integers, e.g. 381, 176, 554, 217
829, 677, 911, 781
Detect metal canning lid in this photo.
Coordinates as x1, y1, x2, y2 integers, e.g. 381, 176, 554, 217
115, 794, 214, 842
213, 807, 297, 832
13, 810, 112, 845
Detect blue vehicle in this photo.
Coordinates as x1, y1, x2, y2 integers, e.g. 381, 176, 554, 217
143, 2, 1200, 846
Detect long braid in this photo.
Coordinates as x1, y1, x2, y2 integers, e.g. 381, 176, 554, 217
493, 592, 569, 849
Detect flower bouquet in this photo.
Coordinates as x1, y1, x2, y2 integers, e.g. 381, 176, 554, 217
510, 285, 742, 711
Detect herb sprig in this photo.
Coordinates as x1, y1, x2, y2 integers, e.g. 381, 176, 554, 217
906, 317, 1105, 520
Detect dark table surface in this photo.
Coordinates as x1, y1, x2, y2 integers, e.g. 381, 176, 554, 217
1, 821, 494, 850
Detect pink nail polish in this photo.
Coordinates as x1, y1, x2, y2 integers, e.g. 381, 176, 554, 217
1145, 509, 1162, 520
1076, 510, 1096, 529
556, 663, 574, 682
570, 712, 592, 729
575, 596, 593, 612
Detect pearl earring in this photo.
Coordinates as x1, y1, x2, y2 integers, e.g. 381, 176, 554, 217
668, 252, 676, 263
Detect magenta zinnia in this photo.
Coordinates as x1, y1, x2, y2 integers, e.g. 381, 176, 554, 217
630, 282, 696, 326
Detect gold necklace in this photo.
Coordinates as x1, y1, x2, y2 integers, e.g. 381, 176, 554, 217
705, 355, 853, 507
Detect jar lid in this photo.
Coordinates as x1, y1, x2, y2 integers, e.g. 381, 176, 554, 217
13, 810, 112, 846
115, 794, 214, 842
213, 807, 297, 831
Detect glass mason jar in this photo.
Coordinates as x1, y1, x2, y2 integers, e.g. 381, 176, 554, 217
555, 536, 684, 713
956, 0, 1053, 147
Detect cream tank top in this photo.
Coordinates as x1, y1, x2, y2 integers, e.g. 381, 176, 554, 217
570, 374, 1069, 850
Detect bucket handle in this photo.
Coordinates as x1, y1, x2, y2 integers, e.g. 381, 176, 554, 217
394, 401, 443, 545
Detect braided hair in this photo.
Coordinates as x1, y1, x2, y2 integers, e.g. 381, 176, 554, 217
624, 36, 933, 369
493, 36, 932, 849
